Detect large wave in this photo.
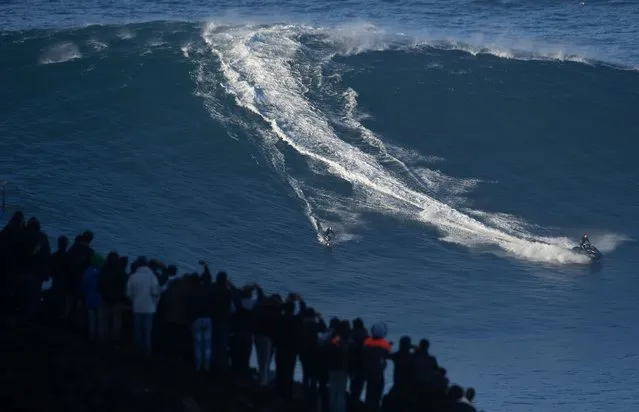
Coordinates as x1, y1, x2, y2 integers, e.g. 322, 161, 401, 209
6, 19, 630, 264
192, 21, 617, 265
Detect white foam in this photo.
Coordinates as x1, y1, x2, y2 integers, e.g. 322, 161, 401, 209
313, 21, 610, 67
117, 29, 136, 40
582, 233, 632, 254
148, 38, 166, 47
322, 21, 410, 56
195, 22, 622, 264
424, 39, 595, 65
39, 42, 82, 64
386, 145, 445, 165
340, 88, 476, 200
426, 62, 444, 70
88, 39, 108, 51
181, 43, 192, 58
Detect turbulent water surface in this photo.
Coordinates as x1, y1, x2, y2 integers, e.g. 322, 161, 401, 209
1, 1, 638, 411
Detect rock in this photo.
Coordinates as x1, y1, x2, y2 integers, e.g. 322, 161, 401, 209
0, 315, 314, 412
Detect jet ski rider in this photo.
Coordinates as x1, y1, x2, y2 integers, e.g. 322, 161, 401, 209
580, 233, 591, 248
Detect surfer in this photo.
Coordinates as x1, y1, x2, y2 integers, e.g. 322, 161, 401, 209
323, 226, 335, 243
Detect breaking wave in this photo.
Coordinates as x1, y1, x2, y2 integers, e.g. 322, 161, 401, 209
39, 42, 82, 64
193, 21, 625, 265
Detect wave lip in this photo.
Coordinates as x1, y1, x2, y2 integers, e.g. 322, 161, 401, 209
39, 42, 82, 64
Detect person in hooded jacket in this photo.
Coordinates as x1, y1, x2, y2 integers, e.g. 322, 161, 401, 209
361, 322, 392, 410
126, 259, 161, 354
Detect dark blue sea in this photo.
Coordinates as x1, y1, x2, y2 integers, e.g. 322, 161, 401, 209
1, 1, 638, 410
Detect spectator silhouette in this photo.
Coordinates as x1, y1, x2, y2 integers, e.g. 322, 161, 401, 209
68, 231, 94, 324
254, 293, 281, 386
349, 317, 369, 404
82, 253, 105, 341
49, 235, 71, 318
0, 211, 25, 311
126, 258, 161, 354
189, 269, 214, 372
211, 271, 233, 370
327, 320, 351, 412
230, 283, 262, 376
99, 251, 127, 341
20, 217, 50, 318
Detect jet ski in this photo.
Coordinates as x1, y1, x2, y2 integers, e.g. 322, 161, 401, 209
572, 243, 602, 261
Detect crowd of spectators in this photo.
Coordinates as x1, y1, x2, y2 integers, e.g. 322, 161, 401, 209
0, 211, 480, 412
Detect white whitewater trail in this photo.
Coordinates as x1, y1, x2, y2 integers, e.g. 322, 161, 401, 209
196, 22, 596, 264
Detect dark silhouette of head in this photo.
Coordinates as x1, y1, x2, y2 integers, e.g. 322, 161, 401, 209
329, 317, 340, 330
216, 271, 228, 286
10, 211, 24, 225
353, 317, 365, 330
105, 251, 119, 268
202, 270, 212, 285
448, 385, 464, 401
57, 235, 69, 251
337, 320, 351, 339
82, 230, 94, 244
27, 217, 40, 232
465, 387, 475, 402
399, 335, 412, 352
131, 256, 148, 273
283, 301, 295, 315
419, 338, 430, 352
119, 256, 129, 273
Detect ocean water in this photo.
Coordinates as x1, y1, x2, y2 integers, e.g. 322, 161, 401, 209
1, 1, 639, 410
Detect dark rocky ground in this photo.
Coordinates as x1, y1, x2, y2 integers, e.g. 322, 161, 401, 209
0, 316, 310, 412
